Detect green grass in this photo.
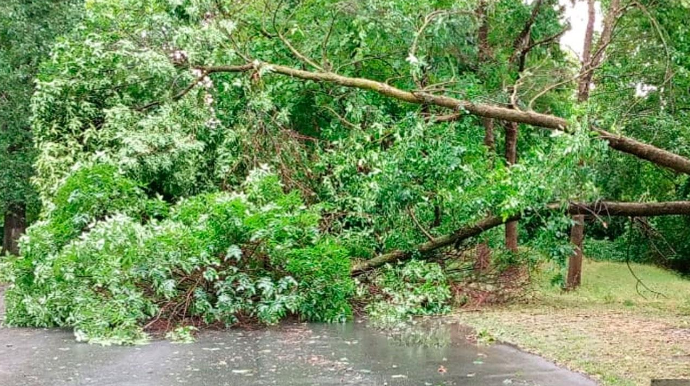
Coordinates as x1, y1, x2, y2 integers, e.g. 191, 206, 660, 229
535, 259, 690, 314
456, 259, 690, 386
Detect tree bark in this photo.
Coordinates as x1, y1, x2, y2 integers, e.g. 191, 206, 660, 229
568, 0, 598, 289
204, 63, 570, 129
477, 0, 492, 63
477, 0, 495, 154
578, 0, 621, 102
577, 0, 597, 102
595, 129, 690, 174
2, 203, 26, 256
566, 214, 585, 289
476, 0, 495, 267
351, 200, 690, 274
568, 0, 622, 288
505, 122, 519, 252
509, 0, 544, 71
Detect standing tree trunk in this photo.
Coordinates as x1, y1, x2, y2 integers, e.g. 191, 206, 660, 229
566, 214, 585, 288
476, 0, 495, 265
567, 0, 597, 289
577, 0, 596, 102
500, 0, 544, 254
567, 0, 620, 289
2, 203, 26, 256
504, 121, 519, 252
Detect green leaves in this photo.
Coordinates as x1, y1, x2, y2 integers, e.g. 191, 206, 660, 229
4, 168, 354, 343
365, 260, 452, 327
0, 0, 81, 217
6, 0, 689, 345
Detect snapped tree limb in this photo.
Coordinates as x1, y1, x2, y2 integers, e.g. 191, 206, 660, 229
350, 201, 690, 274
201, 62, 690, 175
201, 63, 569, 129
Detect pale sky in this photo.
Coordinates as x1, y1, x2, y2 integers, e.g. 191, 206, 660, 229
555, 1, 654, 97
558, 0, 603, 61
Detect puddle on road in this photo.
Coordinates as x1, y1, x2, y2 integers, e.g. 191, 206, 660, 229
0, 318, 595, 386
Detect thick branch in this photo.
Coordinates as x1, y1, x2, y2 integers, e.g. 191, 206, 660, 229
477, 0, 492, 63
512, 0, 543, 51
579, 0, 621, 101
567, 201, 690, 217
200, 62, 690, 175
352, 211, 522, 274
351, 201, 690, 273
595, 129, 690, 175
203, 63, 568, 128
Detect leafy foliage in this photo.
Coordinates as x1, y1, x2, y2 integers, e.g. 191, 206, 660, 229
1, 167, 353, 344
365, 260, 451, 327
0, 0, 82, 243
3, 0, 690, 344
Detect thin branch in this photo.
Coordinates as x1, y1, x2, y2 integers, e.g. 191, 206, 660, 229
271, 0, 324, 71
323, 106, 360, 130
529, 68, 588, 110
626, 218, 667, 299
136, 69, 210, 111
511, 0, 544, 55
321, 14, 336, 69
514, 25, 569, 71
409, 10, 475, 63
407, 206, 435, 242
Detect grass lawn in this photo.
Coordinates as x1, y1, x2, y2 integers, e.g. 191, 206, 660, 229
455, 259, 690, 386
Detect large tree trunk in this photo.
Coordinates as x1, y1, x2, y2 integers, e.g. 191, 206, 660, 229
477, 0, 492, 63
475, 0, 495, 266
505, 122, 519, 252
351, 201, 690, 274
567, 0, 622, 288
477, 1, 495, 154
2, 203, 26, 256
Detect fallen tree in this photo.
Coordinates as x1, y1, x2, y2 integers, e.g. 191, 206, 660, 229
200, 62, 690, 176
351, 201, 690, 274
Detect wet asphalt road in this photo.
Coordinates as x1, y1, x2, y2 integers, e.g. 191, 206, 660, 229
0, 288, 596, 386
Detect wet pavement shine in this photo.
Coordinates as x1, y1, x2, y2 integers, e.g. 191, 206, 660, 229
0, 289, 596, 386
0, 321, 597, 386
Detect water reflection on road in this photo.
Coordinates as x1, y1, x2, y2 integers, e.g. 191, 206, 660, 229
0, 318, 596, 386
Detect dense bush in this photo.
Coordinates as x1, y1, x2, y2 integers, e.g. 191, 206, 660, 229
1, 165, 354, 344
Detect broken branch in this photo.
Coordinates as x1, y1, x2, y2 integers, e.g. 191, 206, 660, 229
351, 200, 690, 273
